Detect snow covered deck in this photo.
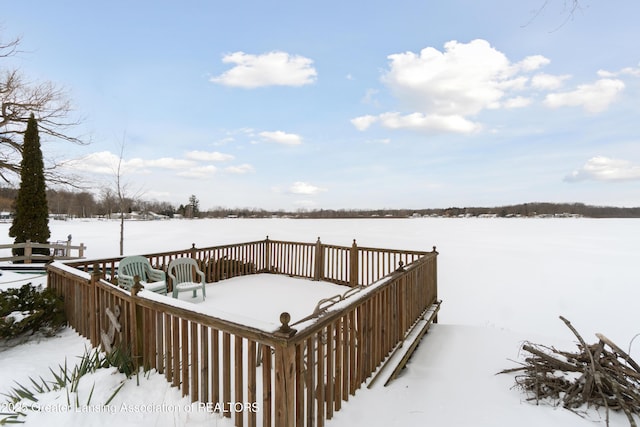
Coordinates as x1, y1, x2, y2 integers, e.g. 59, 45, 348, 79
171, 273, 349, 330
47, 238, 439, 427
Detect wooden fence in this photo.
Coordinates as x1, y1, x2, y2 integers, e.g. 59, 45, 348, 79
48, 237, 439, 427
0, 239, 86, 264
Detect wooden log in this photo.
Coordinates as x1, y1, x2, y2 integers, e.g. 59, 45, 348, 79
596, 333, 640, 374
521, 344, 582, 372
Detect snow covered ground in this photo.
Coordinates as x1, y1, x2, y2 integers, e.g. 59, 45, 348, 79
0, 217, 638, 426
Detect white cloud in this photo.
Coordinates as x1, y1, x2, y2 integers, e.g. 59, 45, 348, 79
225, 164, 254, 174
352, 111, 481, 134
177, 165, 218, 179
353, 39, 635, 135
565, 156, 640, 182
353, 39, 557, 134
288, 181, 327, 195
210, 51, 317, 88
64, 151, 121, 175
145, 158, 195, 169
503, 96, 532, 109
64, 151, 224, 178
620, 65, 640, 77
378, 112, 481, 134
185, 150, 234, 162
63, 151, 193, 175
514, 54, 550, 72
544, 78, 625, 113
351, 115, 378, 131
598, 65, 640, 78
531, 73, 571, 90
597, 69, 617, 78
381, 39, 538, 117
259, 130, 302, 145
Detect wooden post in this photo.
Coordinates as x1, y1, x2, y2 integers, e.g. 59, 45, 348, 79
316, 329, 325, 427
274, 312, 297, 427
131, 275, 144, 369
314, 237, 323, 281
432, 246, 438, 323
79, 243, 86, 258
89, 263, 101, 346
223, 332, 231, 418
349, 239, 358, 287
274, 344, 296, 427
262, 344, 272, 427
248, 339, 257, 427
24, 239, 32, 264
235, 336, 244, 427
265, 236, 271, 272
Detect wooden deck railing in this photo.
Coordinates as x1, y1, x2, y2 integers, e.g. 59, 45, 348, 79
49, 237, 439, 427
0, 239, 86, 264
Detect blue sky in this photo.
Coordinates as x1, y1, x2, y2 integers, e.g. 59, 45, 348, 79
3, 1, 640, 210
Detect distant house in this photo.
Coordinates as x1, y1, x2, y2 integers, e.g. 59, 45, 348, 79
50, 213, 69, 221
146, 212, 170, 220
129, 211, 170, 220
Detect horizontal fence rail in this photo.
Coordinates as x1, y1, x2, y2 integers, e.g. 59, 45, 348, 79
0, 239, 86, 264
50, 237, 439, 427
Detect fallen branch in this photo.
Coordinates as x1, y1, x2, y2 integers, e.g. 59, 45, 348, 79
499, 316, 640, 427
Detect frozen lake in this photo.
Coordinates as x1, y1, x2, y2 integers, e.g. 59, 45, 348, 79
1, 216, 638, 427
2, 216, 636, 343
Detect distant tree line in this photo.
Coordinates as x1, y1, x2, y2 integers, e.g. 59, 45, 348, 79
0, 187, 175, 218
210, 202, 640, 219
0, 188, 638, 219
428, 203, 640, 219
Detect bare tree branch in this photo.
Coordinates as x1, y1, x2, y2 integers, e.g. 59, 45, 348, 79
523, 0, 584, 31
1, 34, 87, 186
0, 35, 21, 58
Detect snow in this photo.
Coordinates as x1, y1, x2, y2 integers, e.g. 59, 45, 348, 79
141, 274, 350, 332
0, 217, 638, 426
0, 270, 48, 292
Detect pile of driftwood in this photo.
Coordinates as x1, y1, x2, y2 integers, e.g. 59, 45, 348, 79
500, 316, 640, 427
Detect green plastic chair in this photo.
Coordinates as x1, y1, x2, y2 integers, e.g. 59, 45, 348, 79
117, 255, 167, 295
168, 257, 206, 300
